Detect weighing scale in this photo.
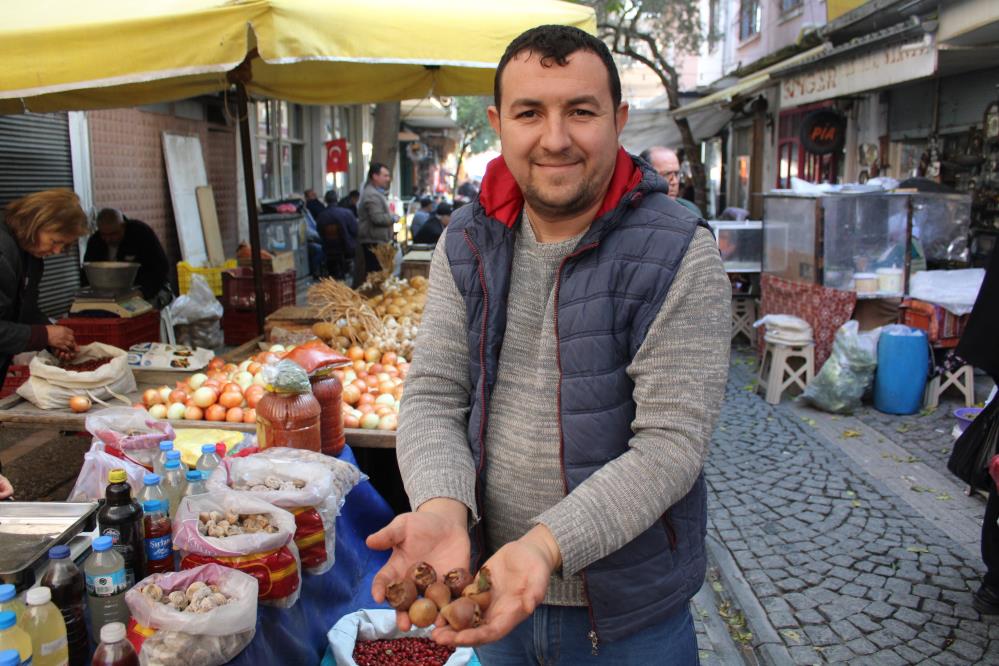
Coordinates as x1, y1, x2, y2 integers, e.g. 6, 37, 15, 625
69, 287, 153, 317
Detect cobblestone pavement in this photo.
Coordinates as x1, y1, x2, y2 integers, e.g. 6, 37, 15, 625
707, 349, 999, 665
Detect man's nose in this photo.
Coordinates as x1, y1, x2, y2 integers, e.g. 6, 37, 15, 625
539, 115, 572, 154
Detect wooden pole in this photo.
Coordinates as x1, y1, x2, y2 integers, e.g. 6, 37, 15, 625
235, 81, 267, 334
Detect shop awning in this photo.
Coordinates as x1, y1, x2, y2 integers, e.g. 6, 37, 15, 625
619, 106, 732, 155
0, 0, 596, 113
672, 45, 830, 119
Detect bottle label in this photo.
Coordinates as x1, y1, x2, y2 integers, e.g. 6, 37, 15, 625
86, 567, 127, 597
41, 635, 68, 655
145, 534, 173, 561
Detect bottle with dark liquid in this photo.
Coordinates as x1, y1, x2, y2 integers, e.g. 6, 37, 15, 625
97, 469, 145, 587
39, 545, 89, 666
90, 622, 137, 666
141, 500, 173, 575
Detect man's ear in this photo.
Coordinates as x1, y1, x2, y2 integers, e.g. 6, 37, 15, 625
487, 105, 501, 135
615, 102, 629, 135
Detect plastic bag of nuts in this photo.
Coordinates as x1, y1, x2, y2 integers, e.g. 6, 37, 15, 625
205, 456, 339, 575
327, 609, 474, 666
172, 492, 302, 608
124, 564, 257, 666
252, 446, 363, 511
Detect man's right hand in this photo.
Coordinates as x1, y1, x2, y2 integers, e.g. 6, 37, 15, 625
366, 498, 471, 631
46, 325, 78, 353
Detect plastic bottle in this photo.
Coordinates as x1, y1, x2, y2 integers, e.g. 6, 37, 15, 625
90, 622, 137, 666
181, 470, 207, 498
0, 611, 31, 666
22, 587, 68, 666
195, 444, 222, 474
141, 500, 173, 575
97, 470, 144, 587
152, 441, 174, 476
83, 537, 129, 644
39, 546, 88, 666
164, 450, 188, 473
136, 474, 166, 508
0, 586, 23, 626
0, 648, 21, 666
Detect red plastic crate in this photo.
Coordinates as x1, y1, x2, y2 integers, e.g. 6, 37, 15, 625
221, 268, 296, 313
900, 298, 968, 348
222, 309, 261, 346
58, 310, 161, 348
0, 364, 29, 398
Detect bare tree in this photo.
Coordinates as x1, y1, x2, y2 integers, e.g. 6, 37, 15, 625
371, 102, 401, 173
589, 0, 708, 213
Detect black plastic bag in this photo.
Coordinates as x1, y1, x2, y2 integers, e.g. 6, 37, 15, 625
948, 398, 999, 490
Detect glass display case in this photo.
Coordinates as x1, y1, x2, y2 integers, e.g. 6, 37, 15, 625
707, 221, 763, 273
762, 191, 971, 297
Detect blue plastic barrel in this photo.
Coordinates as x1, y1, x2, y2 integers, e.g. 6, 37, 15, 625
873, 326, 929, 415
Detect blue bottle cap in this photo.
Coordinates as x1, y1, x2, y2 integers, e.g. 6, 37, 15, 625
159, 441, 174, 451
201, 444, 217, 453
0, 648, 21, 666
166, 450, 181, 460
185, 470, 203, 481
165, 460, 180, 470
0, 611, 16, 630
92, 536, 113, 552
142, 499, 164, 513
0, 584, 14, 602
143, 473, 161, 485
48, 545, 71, 560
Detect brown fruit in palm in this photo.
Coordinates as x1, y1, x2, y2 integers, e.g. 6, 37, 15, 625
440, 597, 481, 631
386, 579, 418, 611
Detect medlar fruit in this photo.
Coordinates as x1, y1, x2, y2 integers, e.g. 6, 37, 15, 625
408, 598, 438, 628
462, 566, 492, 610
440, 597, 481, 631
424, 582, 452, 610
386, 579, 418, 611
407, 561, 437, 594
443, 568, 474, 599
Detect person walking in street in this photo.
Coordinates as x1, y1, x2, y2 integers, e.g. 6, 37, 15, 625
640, 146, 701, 216
84, 208, 172, 308
355, 162, 396, 285
367, 24, 730, 663
410, 196, 434, 239
317, 188, 358, 280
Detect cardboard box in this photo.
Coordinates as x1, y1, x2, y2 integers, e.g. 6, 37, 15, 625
237, 251, 296, 274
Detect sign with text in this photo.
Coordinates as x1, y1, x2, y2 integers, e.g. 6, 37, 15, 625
800, 109, 847, 155
325, 138, 348, 173
781, 38, 937, 108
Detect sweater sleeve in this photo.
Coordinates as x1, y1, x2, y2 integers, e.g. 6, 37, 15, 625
0, 250, 35, 355
534, 228, 731, 575
396, 225, 479, 518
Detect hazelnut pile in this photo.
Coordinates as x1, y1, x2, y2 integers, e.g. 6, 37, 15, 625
232, 476, 306, 493
386, 563, 492, 631
140, 581, 231, 614
197, 510, 279, 538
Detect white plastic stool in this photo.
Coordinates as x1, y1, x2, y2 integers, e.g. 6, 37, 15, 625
923, 364, 975, 410
731, 297, 756, 344
757, 340, 815, 405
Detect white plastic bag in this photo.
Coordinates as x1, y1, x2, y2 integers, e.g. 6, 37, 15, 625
753, 314, 814, 344
17, 343, 137, 410
206, 457, 338, 575
801, 321, 880, 414
169, 275, 224, 325
328, 609, 474, 666
125, 564, 258, 666
68, 441, 148, 501
173, 492, 301, 608
86, 407, 174, 470
252, 446, 363, 512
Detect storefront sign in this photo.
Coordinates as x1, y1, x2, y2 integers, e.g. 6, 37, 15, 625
781, 38, 937, 107
800, 109, 847, 155
325, 138, 348, 173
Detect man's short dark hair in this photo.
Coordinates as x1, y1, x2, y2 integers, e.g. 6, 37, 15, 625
419, 196, 433, 208
435, 203, 453, 216
367, 162, 389, 180
96, 208, 124, 227
324, 188, 338, 205
494, 25, 621, 112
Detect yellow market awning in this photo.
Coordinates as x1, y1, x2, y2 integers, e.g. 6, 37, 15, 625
0, 0, 596, 114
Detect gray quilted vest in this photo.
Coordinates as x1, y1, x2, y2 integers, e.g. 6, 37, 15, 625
444, 156, 709, 643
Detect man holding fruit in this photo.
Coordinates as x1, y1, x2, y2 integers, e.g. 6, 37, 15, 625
367, 24, 730, 664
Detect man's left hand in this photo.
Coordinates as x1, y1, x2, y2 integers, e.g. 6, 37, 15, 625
0, 474, 14, 500
432, 524, 560, 648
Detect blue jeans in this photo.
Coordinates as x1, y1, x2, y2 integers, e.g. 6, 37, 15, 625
475, 603, 698, 665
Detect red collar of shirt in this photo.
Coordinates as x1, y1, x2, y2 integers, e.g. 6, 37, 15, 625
478, 147, 641, 228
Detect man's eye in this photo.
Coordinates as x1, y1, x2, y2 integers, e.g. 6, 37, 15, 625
571, 109, 594, 116
515, 110, 537, 119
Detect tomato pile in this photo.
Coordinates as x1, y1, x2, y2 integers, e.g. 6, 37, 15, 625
60, 357, 112, 372
352, 637, 454, 666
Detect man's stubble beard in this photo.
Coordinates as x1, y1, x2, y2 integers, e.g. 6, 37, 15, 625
522, 168, 605, 221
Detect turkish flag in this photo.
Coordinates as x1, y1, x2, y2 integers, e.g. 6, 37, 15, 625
325, 138, 348, 173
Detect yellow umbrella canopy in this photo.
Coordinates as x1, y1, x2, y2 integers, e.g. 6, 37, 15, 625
0, 0, 597, 114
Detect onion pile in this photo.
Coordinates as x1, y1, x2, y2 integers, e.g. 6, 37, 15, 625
333, 347, 409, 431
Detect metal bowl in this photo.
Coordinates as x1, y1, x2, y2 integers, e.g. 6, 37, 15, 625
83, 261, 140, 291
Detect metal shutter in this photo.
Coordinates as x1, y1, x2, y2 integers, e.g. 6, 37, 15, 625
0, 113, 80, 318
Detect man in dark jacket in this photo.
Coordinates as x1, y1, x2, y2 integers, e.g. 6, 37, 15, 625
411, 202, 451, 246
84, 209, 171, 307
366, 25, 729, 661
317, 189, 358, 279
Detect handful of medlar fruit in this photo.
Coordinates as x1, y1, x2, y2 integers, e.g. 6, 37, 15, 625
386, 562, 493, 631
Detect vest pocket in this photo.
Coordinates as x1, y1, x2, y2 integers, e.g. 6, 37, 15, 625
660, 511, 678, 551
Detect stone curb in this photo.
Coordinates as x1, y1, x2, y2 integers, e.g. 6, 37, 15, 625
692, 580, 756, 665
705, 532, 792, 666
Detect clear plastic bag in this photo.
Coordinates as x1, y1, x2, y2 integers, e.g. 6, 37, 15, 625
86, 407, 175, 470
170, 275, 224, 350
328, 609, 474, 666
205, 457, 339, 575
801, 321, 880, 414
125, 564, 257, 666
252, 446, 363, 512
68, 441, 148, 501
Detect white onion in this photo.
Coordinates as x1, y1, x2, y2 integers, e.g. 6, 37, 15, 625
166, 402, 187, 420
188, 373, 208, 390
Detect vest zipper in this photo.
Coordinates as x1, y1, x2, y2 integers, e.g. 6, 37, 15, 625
553, 241, 601, 655
463, 230, 490, 569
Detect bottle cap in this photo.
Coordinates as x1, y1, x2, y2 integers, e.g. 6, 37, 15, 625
165, 460, 180, 470
0, 611, 15, 630
100, 621, 127, 644
166, 450, 181, 460
202, 443, 217, 453
0, 584, 13, 602
159, 441, 174, 451
108, 469, 127, 484
0, 648, 21, 666
26, 586, 51, 606
92, 536, 113, 552
142, 499, 163, 513
185, 470, 203, 481
48, 545, 70, 560
143, 473, 161, 486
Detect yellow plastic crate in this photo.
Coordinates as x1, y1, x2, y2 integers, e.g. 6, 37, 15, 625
177, 259, 237, 296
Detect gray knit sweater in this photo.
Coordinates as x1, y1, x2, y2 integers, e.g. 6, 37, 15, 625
397, 217, 731, 606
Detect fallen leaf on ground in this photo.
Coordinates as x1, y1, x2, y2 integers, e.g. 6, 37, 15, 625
781, 629, 801, 642
906, 545, 929, 553
841, 430, 861, 438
